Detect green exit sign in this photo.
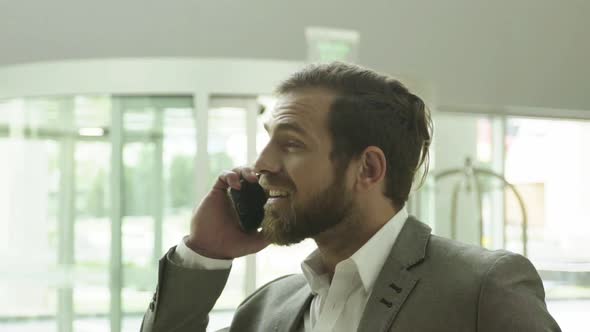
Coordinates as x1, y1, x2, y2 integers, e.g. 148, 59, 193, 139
306, 27, 360, 63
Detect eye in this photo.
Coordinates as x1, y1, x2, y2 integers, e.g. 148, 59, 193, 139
282, 140, 304, 150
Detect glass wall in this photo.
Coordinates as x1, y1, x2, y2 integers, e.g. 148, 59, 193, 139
0, 95, 197, 332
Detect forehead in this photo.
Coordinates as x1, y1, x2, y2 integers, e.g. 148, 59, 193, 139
264, 88, 335, 138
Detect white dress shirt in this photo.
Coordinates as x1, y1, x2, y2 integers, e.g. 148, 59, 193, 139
172, 207, 409, 332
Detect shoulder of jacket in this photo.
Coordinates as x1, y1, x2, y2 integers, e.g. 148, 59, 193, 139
426, 234, 515, 272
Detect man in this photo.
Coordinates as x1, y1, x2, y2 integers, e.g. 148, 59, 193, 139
141, 62, 561, 331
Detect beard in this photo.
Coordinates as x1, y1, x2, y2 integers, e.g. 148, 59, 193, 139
260, 166, 357, 246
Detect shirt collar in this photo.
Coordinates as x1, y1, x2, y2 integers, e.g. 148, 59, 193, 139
300, 207, 409, 294
351, 207, 408, 292
300, 249, 330, 295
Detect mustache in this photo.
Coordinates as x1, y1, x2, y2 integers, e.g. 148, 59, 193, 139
258, 176, 295, 191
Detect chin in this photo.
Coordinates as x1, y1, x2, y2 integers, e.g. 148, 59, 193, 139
260, 214, 307, 246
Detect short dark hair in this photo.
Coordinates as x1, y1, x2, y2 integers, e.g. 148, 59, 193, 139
276, 62, 432, 209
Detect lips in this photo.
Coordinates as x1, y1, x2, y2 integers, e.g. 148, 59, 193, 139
263, 188, 292, 204
262, 187, 292, 198
267, 196, 290, 206
268, 189, 290, 198
258, 178, 294, 199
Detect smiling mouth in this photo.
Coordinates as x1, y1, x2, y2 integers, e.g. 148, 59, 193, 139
266, 193, 291, 206
267, 195, 290, 203
265, 188, 291, 198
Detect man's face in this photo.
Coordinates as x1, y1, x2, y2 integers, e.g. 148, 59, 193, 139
254, 88, 358, 245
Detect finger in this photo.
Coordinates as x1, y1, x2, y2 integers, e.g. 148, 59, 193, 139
214, 170, 241, 191
241, 167, 259, 183
231, 166, 258, 183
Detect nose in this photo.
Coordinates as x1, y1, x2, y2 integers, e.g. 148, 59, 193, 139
253, 143, 281, 176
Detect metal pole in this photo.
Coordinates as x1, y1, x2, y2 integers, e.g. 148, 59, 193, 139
245, 98, 259, 295
492, 116, 506, 250
153, 103, 164, 265
194, 93, 209, 206
434, 159, 527, 255
474, 169, 528, 256
57, 98, 75, 332
450, 177, 464, 241
110, 98, 124, 332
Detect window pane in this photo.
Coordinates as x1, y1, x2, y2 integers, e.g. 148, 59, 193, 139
116, 96, 196, 332
504, 118, 590, 289
162, 106, 197, 251
73, 96, 112, 318
0, 99, 60, 329
121, 141, 156, 313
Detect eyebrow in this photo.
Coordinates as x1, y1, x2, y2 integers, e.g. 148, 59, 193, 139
263, 121, 310, 137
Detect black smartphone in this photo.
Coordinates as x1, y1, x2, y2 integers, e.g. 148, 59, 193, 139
229, 177, 268, 232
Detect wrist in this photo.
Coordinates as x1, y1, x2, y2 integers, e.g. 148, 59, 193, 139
185, 236, 232, 260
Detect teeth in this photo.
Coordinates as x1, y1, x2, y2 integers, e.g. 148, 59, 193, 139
269, 190, 289, 197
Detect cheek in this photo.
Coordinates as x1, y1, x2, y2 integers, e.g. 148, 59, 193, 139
285, 153, 334, 194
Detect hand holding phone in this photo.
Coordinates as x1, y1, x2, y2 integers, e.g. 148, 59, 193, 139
186, 167, 269, 259
229, 177, 268, 232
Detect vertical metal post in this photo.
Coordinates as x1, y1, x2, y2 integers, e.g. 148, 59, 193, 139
110, 98, 124, 332
57, 98, 75, 332
153, 104, 164, 264
194, 93, 209, 206
491, 116, 506, 250
244, 98, 259, 295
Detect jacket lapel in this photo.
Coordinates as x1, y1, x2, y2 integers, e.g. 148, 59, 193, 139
274, 279, 314, 332
356, 216, 431, 332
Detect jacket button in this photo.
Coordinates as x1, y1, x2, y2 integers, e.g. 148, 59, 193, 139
389, 282, 402, 293
380, 298, 393, 308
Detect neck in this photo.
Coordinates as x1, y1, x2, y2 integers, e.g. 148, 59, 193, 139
313, 204, 397, 279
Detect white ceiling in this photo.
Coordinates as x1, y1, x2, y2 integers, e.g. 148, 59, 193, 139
0, 0, 588, 110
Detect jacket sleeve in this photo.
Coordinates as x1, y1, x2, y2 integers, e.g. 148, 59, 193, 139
140, 246, 231, 332
477, 252, 561, 332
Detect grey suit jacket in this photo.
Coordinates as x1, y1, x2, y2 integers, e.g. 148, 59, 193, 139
140, 216, 561, 331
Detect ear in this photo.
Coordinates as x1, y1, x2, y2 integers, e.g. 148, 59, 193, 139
355, 146, 387, 192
